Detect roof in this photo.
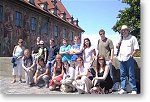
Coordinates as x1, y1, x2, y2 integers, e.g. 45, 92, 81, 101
21, 0, 84, 32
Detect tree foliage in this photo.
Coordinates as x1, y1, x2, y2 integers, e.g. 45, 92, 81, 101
112, 0, 140, 45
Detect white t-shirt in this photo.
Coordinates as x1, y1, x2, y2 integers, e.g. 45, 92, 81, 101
75, 65, 92, 78
13, 45, 25, 58
83, 46, 95, 68
63, 67, 75, 80
118, 34, 139, 61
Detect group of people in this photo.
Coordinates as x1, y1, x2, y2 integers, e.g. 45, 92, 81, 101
11, 25, 139, 94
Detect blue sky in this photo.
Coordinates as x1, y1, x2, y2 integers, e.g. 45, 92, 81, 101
62, 0, 129, 54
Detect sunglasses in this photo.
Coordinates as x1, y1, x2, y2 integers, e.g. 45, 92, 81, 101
18, 42, 23, 43
99, 33, 104, 35
98, 59, 104, 60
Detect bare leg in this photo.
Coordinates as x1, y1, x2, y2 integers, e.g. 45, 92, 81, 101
12, 75, 16, 83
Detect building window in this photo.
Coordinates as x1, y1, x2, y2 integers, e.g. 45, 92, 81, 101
51, 0, 57, 6
15, 11, 22, 27
70, 31, 74, 41
41, 21, 48, 34
0, 5, 3, 22
29, 0, 35, 5
43, 4, 48, 11
54, 25, 58, 37
78, 32, 81, 37
30, 17, 36, 31
63, 28, 67, 39
53, 8, 57, 15
39, 2, 48, 11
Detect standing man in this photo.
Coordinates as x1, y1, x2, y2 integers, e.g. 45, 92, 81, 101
117, 25, 139, 94
69, 36, 82, 68
46, 38, 59, 76
97, 29, 114, 87
59, 38, 72, 63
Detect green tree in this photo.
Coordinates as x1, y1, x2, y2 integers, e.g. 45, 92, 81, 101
113, 0, 140, 45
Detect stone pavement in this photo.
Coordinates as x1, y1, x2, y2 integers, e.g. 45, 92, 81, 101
0, 76, 122, 95
0, 76, 78, 95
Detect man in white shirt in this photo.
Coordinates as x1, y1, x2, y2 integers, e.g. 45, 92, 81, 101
117, 25, 139, 94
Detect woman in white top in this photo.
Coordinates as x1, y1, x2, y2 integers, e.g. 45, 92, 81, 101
60, 61, 75, 92
81, 38, 96, 77
72, 56, 93, 94
12, 39, 25, 83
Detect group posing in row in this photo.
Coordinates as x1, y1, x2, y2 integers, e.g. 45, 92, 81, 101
11, 25, 139, 94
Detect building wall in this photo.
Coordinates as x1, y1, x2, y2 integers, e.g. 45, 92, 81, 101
0, 0, 83, 57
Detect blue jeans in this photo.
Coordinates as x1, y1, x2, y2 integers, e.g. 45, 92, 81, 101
119, 57, 137, 91
46, 60, 55, 76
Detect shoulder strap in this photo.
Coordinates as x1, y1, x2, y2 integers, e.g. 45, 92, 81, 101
13, 46, 17, 55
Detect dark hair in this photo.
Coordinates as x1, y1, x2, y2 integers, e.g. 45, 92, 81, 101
38, 57, 44, 63
74, 36, 80, 40
99, 29, 105, 34
63, 61, 70, 74
76, 56, 83, 61
50, 38, 55, 42
63, 38, 68, 42
83, 38, 91, 48
96, 55, 106, 73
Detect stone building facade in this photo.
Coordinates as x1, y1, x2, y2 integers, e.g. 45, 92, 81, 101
0, 0, 84, 57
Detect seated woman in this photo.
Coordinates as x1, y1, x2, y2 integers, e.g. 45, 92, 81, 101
90, 55, 113, 94
49, 54, 64, 91
34, 57, 50, 88
60, 61, 75, 93
22, 49, 36, 87
72, 57, 93, 94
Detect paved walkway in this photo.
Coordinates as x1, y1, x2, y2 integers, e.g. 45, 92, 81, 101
0, 76, 78, 94
0, 76, 122, 95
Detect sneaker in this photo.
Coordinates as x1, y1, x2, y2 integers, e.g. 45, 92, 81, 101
19, 80, 22, 83
49, 86, 54, 91
118, 89, 127, 94
29, 83, 35, 87
129, 91, 137, 94
11, 80, 16, 83
45, 84, 49, 88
